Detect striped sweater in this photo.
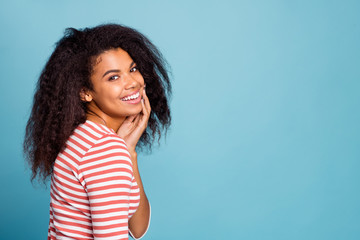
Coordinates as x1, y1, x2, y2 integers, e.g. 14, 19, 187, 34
48, 120, 148, 239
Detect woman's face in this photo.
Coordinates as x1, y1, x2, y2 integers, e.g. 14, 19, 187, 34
86, 48, 145, 121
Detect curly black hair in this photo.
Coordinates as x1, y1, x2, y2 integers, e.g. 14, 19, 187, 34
24, 24, 172, 182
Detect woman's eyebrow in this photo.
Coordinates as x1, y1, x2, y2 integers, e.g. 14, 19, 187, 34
102, 62, 136, 78
102, 69, 120, 78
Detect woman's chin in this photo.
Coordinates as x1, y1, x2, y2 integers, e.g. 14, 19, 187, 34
125, 106, 143, 116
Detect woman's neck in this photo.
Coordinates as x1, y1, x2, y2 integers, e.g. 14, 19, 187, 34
86, 104, 125, 132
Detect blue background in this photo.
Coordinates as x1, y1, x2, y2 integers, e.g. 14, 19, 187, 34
1, 0, 359, 239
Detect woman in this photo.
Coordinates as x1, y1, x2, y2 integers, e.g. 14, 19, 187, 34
24, 24, 171, 240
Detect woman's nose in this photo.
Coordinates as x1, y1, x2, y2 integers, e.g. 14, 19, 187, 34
124, 74, 139, 89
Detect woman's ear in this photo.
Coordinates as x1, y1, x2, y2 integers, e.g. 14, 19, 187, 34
79, 88, 93, 102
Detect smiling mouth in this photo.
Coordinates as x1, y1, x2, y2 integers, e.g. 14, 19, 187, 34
121, 91, 140, 101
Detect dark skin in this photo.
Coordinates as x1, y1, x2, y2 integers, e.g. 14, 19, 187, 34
81, 48, 151, 238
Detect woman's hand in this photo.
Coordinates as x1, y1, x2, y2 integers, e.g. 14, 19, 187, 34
117, 88, 151, 155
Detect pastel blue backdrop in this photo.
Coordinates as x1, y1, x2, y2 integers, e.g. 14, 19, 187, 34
0, 0, 359, 239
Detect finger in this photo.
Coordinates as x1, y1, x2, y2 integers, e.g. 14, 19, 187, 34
133, 112, 141, 126
126, 115, 141, 135
141, 95, 150, 118
140, 99, 147, 120
142, 88, 151, 113
124, 114, 137, 123
138, 104, 149, 130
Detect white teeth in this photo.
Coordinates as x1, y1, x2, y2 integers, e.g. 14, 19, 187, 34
122, 92, 139, 101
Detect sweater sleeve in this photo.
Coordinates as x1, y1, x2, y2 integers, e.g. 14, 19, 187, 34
79, 134, 135, 240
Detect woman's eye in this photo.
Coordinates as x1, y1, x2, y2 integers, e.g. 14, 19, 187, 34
109, 75, 119, 81
130, 67, 138, 72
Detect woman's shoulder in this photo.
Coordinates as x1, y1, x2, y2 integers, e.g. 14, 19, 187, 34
75, 120, 127, 147
63, 120, 126, 154
62, 120, 129, 164
75, 121, 131, 164
75, 120, 117, 139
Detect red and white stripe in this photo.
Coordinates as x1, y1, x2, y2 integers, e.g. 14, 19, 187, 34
48, 120, 143, 240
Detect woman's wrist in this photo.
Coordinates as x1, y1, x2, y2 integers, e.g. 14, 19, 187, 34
128, 150, 137, 160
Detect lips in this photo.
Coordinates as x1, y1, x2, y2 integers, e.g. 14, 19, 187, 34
121, 91, 140, 101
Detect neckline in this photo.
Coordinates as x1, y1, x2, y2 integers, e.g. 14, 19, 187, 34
85, 119, 116, 134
